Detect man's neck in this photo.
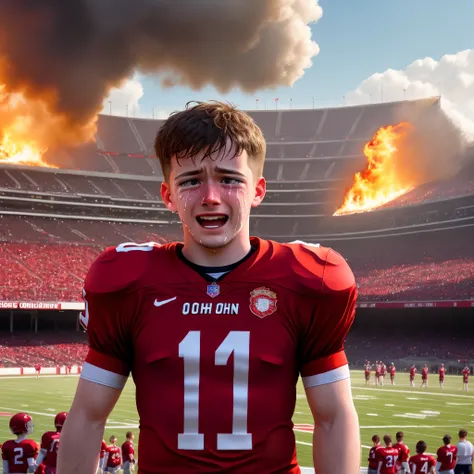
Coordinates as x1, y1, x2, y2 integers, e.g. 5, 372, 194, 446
182, 234, 252, 267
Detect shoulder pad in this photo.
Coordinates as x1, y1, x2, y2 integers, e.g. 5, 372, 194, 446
85, 242, 161, 294
282, 240, 355, 294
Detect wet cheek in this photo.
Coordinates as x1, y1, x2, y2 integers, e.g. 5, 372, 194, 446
176, 189, 196, 217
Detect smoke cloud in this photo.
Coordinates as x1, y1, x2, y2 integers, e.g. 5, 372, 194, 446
345, 50, 474, 185
345, 49, 474, 143
0, 0, 322, 144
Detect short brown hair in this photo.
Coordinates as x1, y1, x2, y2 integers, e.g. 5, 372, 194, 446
383, 435, 392, 446
154, 101, 266, 182
396, 431, 404, 441
416, 440, 427, 454
126, 431, 133, 439
459, 429, 468, 438
372, 434, 380, 443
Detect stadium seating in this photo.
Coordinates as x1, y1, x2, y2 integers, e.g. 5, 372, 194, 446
0, 333, 87, 367
0, 219, 472, 303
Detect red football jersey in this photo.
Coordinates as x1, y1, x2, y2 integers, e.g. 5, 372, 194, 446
410, 367, 416, 378
462, 368, 470, 382
437, 444, 457, 471
421, 367, 428, 379
376, 446, 399, 474
100, 440, 107, 459
368, 444, 382, 469
390, 366, 396, 376
409, 453, 436, 473
1, 438, 39, 473
121, 440, 135, 463
394, 442, 410, 465
106, 445, 122, 468
81, 239, 357, 473
439, 367, 445, 379
40, 431, 61, 468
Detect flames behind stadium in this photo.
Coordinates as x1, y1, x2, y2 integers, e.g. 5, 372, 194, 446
334, 123, 414, 216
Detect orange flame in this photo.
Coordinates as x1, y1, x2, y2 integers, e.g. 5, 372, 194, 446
334, 122, 413, 216
0, 129, 57, 168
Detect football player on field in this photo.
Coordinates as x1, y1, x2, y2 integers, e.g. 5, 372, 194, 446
389, 363, 396, 386
409, 365, 417, 387
393, 431, 410, 474
462, 366, 470, 391
436, 433, 457, 473
439, 363, 446, 388
408, 440, 436, 473
103, 436, 121, 474
35, 412, 67, 474
421, 364, 429, 388
59, 101, 360, 474
376, 435, 399, 474
1, 413, 39, 473
121, 432, 135, 474
367, 434, 382, 474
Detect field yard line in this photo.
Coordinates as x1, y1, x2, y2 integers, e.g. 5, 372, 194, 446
0, 406, 55, 417
352, 387, 474, 399
360, 425, 464, 429
0, 375, 79, 380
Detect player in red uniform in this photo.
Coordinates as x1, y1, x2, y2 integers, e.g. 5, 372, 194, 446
1, 413, 39, 473
367, 434, 382, 474
35, 412, 68, 474
103, 436, 121, 474
97, 440, 107, 473
462, 366, 470, 391
375, 361, 381, 386
409, 440, 436, 473
376, 435, 399, 474
389, 363, 396, 386
410, 365, 417, 387
380, 362, 387, 386
436, 433, 457, 473
121, 431, 135, 474
439, 364, 446, 388
35, 364, 41, 378
365, 361, 372, 386
421, 364, 429, 388
394, 431, 410, 473
59, 102, 360, 474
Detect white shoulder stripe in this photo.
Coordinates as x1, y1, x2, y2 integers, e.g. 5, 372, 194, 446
81, 362, 128, 390
302, 365, 350, 388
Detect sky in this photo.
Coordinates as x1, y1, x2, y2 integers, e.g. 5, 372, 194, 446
103, 0, 474, 128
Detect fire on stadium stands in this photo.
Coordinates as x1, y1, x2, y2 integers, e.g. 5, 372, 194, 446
334, 122, 413, 216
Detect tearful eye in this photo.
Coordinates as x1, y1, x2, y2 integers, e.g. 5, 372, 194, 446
221, 178, 243, 185
178, 179, 200, 188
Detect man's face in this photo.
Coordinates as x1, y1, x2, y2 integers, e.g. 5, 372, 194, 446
161, 147, 266, 250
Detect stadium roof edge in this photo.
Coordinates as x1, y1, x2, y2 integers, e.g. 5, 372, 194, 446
99, 96, 442, 120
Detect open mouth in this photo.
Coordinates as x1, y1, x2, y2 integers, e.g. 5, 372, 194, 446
196, 215, 228, 229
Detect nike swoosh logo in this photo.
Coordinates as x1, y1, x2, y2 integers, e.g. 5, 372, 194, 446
154, 297, 177, 307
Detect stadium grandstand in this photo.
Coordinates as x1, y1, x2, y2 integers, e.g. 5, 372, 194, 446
0, 97, 473, 371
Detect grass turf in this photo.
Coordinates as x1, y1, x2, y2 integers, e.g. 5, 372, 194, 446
0, 371, 472, 470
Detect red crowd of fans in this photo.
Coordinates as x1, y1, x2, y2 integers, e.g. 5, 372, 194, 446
0, 340, 88, 367
0, 242, 473, 302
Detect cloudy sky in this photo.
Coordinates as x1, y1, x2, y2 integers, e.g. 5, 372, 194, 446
103, 0, 474, 135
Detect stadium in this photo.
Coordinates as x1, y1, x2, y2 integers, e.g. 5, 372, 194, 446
0, 95, 473, 472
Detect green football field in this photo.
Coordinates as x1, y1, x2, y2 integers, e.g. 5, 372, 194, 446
0, 371, 472, 471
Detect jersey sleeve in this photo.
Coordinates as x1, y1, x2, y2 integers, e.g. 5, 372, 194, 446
297, 247, 357, 388
81, 245, 149, 390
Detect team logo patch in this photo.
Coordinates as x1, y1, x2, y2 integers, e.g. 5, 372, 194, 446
206, 282, 220, 298
249, 287, 277, 318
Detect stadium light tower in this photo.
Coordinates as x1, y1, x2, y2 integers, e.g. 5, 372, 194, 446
256, 98, 259, 110
108, 101, 112, 115
290, 98, 293, 109
312, 97, 315, 109
274, 98, 279, 110
403, 88, 407, 100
